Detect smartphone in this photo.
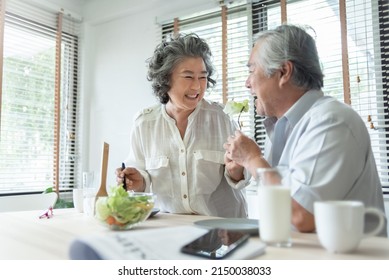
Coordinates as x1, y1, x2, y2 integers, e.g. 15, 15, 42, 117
181, 228, 250, 259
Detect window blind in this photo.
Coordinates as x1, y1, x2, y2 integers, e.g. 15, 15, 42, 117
252, 0, 282, 149
161, 0, 388, 193
0, 0, 81, 194
252, 0, 389, 192
161, 1, 254, 137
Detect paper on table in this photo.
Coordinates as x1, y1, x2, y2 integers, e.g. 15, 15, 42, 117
69, 225, 266, 260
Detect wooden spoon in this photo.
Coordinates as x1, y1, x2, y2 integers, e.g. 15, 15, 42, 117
94, 142, 109, 213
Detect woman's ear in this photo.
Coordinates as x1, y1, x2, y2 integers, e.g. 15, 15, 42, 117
278, 61, 293, 87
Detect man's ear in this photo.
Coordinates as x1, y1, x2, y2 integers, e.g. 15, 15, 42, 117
278, 61, 293, 87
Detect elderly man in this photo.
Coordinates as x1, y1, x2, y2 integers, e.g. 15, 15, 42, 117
224, 24, 387, 236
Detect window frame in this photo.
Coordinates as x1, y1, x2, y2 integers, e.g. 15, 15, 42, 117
160, 0, 389, 194
251, 0, 389, 193
161, 2, 255, 138
0, 0, 81, 195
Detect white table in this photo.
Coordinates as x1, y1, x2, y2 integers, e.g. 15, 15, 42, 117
0, 208, 388, 260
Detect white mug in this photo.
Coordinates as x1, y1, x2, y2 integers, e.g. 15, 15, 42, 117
314, 200, 385, 253
257, 167, 292, 247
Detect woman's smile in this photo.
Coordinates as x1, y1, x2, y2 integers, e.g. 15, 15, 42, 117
185, 93, 200, 100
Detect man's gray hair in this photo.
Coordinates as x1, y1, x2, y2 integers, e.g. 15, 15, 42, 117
253, 24, 324, 90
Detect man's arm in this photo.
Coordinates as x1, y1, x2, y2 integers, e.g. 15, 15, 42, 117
292, 199, 315, 232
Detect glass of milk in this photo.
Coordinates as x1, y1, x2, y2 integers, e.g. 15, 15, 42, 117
256, 167, 292, 247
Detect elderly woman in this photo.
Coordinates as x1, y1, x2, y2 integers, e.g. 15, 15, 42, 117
116, 33, 249, 218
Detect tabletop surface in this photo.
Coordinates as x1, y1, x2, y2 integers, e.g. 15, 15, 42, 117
1, 208, 388, 260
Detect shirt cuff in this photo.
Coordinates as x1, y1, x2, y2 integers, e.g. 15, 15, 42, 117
225, 168, 251, 189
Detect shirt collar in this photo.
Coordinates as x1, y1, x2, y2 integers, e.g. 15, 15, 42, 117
161, 99, 203, 123
284, 89, 323, 127
264, 89, 323, 133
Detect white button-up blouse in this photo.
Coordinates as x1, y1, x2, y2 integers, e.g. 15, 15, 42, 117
125, 99, 248, 218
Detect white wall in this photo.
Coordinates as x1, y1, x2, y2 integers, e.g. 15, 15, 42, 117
79, 0, 220, 188
31, 0, 82, 13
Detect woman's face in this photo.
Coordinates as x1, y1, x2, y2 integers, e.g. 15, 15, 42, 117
167, 57, 208, 113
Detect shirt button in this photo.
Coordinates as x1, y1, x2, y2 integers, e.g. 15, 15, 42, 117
183, 194, 187, 199
182, 171, 186, 176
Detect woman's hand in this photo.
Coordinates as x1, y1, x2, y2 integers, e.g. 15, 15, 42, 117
115, 167, 145, 192
223, 130, 269, 177
224, 152, 245, 182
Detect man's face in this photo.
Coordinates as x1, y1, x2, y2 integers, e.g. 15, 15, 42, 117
245, 43, 281, 118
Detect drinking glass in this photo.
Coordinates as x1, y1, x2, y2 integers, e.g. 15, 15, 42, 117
72, 188, 84, 213
256, 167, 292, 247
82, 171, 96, 216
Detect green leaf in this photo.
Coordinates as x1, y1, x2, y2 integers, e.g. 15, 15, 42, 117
43, 187, 54, 193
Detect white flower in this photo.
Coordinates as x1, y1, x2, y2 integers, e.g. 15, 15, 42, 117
223, 99, 249, 116
224, 99, 249, 129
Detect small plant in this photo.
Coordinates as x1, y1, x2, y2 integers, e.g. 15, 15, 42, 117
44, 187, 74, 209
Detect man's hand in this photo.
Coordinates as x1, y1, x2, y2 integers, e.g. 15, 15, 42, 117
223, 130, 268, 178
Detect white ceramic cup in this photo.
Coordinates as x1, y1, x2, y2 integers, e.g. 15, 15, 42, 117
72, 188, 84, 213
257, 167, 292, 247
314, 201, 386, 253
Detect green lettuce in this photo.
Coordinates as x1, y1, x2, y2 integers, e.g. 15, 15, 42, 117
95, 185, 154, 229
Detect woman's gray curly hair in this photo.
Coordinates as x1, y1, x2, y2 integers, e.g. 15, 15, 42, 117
146, 33, 216, 104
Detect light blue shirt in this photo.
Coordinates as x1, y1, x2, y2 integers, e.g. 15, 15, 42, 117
264, 90, 387, 236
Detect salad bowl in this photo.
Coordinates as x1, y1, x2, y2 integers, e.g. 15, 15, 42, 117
95, 186, 155, 230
